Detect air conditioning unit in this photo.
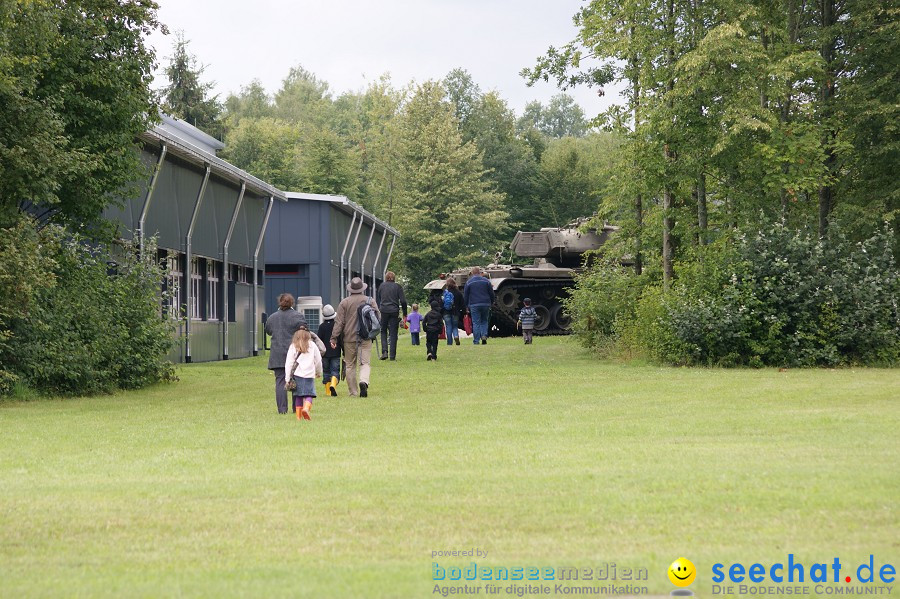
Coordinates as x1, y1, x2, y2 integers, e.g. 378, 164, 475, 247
295, 296, 324, 334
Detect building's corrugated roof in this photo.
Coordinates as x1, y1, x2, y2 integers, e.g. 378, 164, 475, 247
285, 191, 399, 236
141, 121, 286, 202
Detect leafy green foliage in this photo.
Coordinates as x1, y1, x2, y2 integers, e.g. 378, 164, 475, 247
0, 219, 175, 397
570, 225, 899, 367
392, 82, 509, 289
220, 118, 304, 190
0, 0, 162, 230
0, 218, 54, 394
516, 95, 589, 138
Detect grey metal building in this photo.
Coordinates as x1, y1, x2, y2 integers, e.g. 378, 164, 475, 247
264, 192, 398, 318
104, 115, 286, 363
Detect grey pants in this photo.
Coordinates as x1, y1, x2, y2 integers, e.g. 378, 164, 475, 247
272, 367, 288, 413
523, 328, 534, 344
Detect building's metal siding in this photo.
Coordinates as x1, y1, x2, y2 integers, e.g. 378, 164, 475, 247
266, 198, 395, 313
102, 128, 283, 364
102, 148, 156, 240
229, 191, 266, 267
189, 321, 221, 363
143, 155, 206, 251
229, 284, 253, 357
264, 199, 333, 312
190, 174, 235, 260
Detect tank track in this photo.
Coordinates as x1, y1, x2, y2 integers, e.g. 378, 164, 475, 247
490, 279, 573, 337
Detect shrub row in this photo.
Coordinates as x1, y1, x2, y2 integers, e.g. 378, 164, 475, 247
566, 224, 899, 367
0, 217, 175, 397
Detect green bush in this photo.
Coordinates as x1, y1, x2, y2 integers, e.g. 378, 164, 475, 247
0, 219, 55, 395
0, 218, 175, 397
568, 224, 899, 367
659, 225, 899, 366
563, 262, 651, 353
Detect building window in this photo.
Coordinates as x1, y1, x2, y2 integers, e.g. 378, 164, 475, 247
207, 260, 220, 321
166, 252, 182, 320
190, 258, 202, 320
303, 308, 320, 334
231, 264, 249, 284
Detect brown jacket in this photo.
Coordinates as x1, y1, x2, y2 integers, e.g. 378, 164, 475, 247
331, 294, 380, 345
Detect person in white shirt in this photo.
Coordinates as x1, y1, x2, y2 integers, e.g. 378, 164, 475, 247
285, 329, 323, 420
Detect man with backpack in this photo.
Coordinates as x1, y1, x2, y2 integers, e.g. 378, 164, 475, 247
376, 270, 407, 361
330, 277, 381, 397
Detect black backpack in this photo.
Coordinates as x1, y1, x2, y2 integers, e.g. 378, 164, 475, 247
357, 299, 381, 340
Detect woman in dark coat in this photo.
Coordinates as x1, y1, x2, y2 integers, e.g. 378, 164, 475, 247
264, 293, 307, 414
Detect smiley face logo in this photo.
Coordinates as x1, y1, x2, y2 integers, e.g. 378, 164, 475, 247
668, 557, 696, 587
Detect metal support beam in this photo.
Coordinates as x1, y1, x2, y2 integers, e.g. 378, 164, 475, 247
252, 196, 274, 356
221, 181, 245, 360
338, 211, 358, 301
137, 144, 167, 257
344, 214, 365, 299
184, 165, 211, 364
371, 228, 387, 301
382, 233, 397, 279
360, 218, 377, 296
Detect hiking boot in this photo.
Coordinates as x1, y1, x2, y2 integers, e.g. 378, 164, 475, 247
481, 338, 487, 345
379, 353, 388, 361
359, 382, 368, 397
455, 338, 460, 345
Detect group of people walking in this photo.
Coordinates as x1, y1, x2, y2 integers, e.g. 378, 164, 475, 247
265, 267, 538, 418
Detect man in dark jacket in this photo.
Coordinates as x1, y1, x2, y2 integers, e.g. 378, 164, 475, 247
264, 293, 307, 413
463, 267, 495, 345
376, 271, 407, 361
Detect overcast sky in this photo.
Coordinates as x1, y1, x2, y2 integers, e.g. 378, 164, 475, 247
146, 0, 624, 120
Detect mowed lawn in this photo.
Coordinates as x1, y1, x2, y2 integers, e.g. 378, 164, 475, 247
1, 336, 897, 598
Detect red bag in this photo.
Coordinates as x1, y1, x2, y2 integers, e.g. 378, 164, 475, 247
439, 324, 446, 340
463, 314, 473, 336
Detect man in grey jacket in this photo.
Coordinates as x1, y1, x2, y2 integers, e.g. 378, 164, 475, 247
376, 271, 407, 361
264, 293, 307, 414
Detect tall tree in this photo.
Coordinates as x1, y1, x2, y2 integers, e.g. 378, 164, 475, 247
160, 32, 222, 136
1, 0, 163, 230
392, 82, 509, 289
296, 126, 359, 196
273, 65, 333, 128
223, 80, 273, 126
220, 118, 304, 191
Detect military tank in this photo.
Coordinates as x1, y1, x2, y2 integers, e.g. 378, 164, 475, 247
424, 219, 619, 336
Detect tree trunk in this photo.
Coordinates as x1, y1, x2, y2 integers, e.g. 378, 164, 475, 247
818, 0, 837, 237
629, 26, 643, 276
781, 0, 800, 222
697, 172, 707, 245
663, 183, 675, 288
662, 0, 676, 289
634, 193, 643, 275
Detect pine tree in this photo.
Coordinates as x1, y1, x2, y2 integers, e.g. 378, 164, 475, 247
161, 32, 221, 136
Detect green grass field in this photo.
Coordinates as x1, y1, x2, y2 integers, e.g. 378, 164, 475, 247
1, 336, 897, 598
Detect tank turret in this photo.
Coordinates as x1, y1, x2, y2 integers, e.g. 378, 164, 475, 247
424, 219, 618, 336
